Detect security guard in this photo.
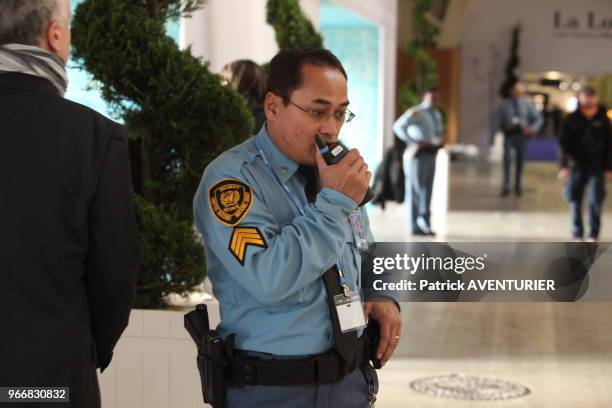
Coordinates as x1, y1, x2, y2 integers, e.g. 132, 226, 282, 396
193, 48, 401, 407
493, 81, 543, 197
393, 87, 444, 236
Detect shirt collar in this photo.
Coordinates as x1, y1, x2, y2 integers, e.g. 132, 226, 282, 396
254, 125, 300, 183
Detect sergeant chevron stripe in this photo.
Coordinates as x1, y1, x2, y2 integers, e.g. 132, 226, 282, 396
229, 227, 267, 265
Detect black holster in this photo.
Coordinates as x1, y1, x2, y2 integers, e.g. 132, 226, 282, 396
185, 304, 233, 408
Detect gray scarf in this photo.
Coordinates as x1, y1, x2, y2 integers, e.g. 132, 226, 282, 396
0, 43, 68, 96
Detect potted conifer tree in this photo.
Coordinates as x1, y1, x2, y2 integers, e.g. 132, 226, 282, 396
72, 0, 254, 309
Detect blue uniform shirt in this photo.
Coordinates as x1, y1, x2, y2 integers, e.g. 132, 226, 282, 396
393, 103, 443, 146
493, 97, 543, 135
193, 125, 381, 356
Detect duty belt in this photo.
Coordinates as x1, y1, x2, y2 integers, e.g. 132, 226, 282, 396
185, 304, 379, 408
230, 337, 366, 387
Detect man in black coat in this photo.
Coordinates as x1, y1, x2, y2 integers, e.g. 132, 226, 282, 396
558, 86, 612, 241
0, 1, 140, 407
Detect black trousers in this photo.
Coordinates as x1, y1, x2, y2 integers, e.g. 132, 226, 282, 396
502, 131, 527, 192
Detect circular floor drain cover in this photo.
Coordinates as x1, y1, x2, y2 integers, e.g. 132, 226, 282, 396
410, 374, 530, 401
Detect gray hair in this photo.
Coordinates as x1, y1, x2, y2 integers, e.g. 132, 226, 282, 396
0, 0, 70, 46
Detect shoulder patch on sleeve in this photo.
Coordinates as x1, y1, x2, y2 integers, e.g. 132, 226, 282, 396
208, 178, 254, 226
228, 227, 267, 265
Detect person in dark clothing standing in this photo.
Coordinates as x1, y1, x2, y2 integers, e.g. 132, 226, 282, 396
0, 1, 140, 407
559, 86, 612, 241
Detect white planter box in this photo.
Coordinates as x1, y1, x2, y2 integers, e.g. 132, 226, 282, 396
98, 302, 220, 408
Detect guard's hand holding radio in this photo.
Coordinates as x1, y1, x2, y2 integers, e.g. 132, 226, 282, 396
314, 134, 374, 206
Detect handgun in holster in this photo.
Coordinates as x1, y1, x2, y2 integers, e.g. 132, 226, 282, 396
184, 304, 234, 408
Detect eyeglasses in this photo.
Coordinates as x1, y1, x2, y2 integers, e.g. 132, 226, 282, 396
288, 100, 356, 124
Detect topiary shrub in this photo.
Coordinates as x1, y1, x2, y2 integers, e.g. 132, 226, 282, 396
266, 0, 323, 49
133, 196, 203, 309
71, 0, 254, 308
499, 24, 521, 98
399, 0, 439, 110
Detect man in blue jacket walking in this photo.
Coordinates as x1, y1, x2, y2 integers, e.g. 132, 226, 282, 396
493, 82, 543, 197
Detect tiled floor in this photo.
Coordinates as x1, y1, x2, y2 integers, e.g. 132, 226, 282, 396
370, 160, 612, 242
368, 160, 612, 407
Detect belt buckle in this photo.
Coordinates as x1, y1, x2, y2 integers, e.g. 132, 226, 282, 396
315, 353, 340, 383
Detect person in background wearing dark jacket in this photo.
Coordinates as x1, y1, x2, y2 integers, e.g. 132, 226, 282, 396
559, 86, 612, 241
0, 1, 140, 407
222, 59, 267, 131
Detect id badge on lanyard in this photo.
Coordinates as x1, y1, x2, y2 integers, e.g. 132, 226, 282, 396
334, 266, 367, 333
337, 211, 368, 333
334, 292, 366, 333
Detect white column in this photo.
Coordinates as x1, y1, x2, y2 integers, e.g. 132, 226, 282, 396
300, 0, 321, 28
181, 0, 282, 72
